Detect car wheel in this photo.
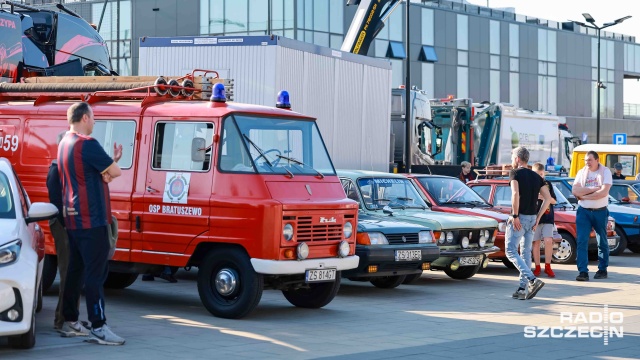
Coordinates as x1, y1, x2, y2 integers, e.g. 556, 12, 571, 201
370, 275, 406, 289
197, 248, 263, 319
35, 279, 43, 313
502, 258, 517, 269
402, 272, 423, 284
552, 232, 577, 264
42, 255, 58, 292
283, 273, 341, 308
444, 264, 481, 279
627, 243, 640, 253
610, 226, 628, 256
104, 272, 139, 289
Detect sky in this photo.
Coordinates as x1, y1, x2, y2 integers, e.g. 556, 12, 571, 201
466, 0, 640, 104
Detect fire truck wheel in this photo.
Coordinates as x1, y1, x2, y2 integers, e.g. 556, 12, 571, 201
42, 255, 58, 292
370, 275, 406, 289
401, 272, 423, 284
282, 272, 341, 308
103, 272, 139, 289
197, 248, 263, 319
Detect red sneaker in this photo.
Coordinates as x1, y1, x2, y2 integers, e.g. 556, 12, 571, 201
544, 265, 555, 278
533, 265, 541, 277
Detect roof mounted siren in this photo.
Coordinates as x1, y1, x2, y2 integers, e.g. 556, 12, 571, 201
276, 90, 291, 110
210, 83, 227, 103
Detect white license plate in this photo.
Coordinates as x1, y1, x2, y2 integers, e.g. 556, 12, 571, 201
607, 238, 617, 246
395, 250, 422, 261
305, 268, 336, 283
459, 256, 482, 266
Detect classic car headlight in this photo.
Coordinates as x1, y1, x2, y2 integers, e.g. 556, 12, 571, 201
483, 230, 490, 239
461, 236, 469, 248
283, 224, 294, 241
368, 232, 389, 245
478, 236, 487, 247
419, 231, 434, 244
343, 221, 353, 239
0, 240, 21, 266
497, 222, 507, 233
446, 231, 454, 244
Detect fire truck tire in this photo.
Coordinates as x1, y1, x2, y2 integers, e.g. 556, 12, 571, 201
402, 272, 423, 284
42, 255, 58, 292
197, 249, 263, 319
282, 272, 341, 308
103, 272, 139, 289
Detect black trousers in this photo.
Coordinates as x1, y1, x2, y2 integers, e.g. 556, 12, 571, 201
62, 226, 110, 329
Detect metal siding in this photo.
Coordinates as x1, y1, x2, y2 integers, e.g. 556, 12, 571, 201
332, 60, 364, 169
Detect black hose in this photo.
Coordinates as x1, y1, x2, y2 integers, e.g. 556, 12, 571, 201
0, 82, 155, 93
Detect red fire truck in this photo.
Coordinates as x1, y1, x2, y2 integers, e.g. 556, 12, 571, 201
0, 76, 359, 319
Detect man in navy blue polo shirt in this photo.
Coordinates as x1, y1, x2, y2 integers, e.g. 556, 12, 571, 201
58, 102, 125, 345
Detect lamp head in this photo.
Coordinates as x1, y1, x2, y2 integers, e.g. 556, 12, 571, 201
582, 13, 596, 24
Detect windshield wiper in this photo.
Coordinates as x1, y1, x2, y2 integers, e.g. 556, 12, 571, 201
242, 134, 273, 168
467, 200, 491, 207
443, 200, 472, 206
276, 154, 324, 178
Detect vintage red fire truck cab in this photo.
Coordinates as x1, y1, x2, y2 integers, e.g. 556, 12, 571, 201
0, 83, 359, 319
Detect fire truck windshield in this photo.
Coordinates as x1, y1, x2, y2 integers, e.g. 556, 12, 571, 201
221, 115, 335, 176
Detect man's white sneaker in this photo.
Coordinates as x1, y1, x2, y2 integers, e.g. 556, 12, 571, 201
87, 324, 125, 345
59, 321, 91, 337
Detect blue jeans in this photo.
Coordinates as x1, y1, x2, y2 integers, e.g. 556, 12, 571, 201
505, 214, 537, 289
576, 206, 609, 273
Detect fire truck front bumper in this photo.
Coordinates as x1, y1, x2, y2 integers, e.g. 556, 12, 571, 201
251, 256, 360, 275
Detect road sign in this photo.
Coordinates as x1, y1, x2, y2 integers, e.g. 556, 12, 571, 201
613, 133, 627, 145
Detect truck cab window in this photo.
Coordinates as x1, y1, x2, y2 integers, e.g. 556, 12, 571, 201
92, 120, 136, 169
152, 122, 214, 172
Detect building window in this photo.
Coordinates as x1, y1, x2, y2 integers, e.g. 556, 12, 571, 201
457, 14, 468, 51
538, 29, 556, 62
92, 0, 132, 75
509, 23, 519, 57
390, 59, 403, 88
458, 51, 468, 66
375, 39, 389, 58
387, 42, 406, 59
490, 70, 500, 102
422, 8, 434, 46
490, 20, 500, 55
509, 73, 519, 106
422, 63, 435, 99
457, 67, 469, 99
539, 76, 557, 114
509, 58, 519, 72
313, 0, 328, 32
329, 0, 343, 34
249, 0, 268, 31
388, 3, 403, 41
490, 55, 500, 70
419, 46, 438, 62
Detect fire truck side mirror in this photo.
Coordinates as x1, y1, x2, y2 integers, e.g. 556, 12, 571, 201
191, 137, 206, 162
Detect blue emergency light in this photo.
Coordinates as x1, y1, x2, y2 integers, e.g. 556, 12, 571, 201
210, 83, 226, 102
276, 90, 291, 109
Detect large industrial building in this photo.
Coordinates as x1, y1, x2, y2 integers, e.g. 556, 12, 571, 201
19, 0, 640, 143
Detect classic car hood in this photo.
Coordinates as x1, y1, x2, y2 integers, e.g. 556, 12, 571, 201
357, 213, 431, 233
367, 209, 498, 231
0, 219, 20, 246
445, 207, 509, 221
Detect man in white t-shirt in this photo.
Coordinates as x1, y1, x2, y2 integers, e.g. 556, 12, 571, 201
572, 150, 612, 281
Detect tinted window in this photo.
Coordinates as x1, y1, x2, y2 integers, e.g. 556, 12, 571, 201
356, 177, 428, 210
55, 13, 111, 70
92, 120, 136, 169
152, 122, 214, 171
417, 177, 487, 205
0, 172, 16, 219
471, 185, 492, 202
493, 186, 512, 206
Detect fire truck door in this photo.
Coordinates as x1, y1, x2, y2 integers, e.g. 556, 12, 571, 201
138, 119, 214, 260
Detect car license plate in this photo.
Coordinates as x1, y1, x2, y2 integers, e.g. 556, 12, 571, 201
395, 250, 422, 261
459, 255, 482, 266
305, 268, 336, 283
607, 238, 617, 246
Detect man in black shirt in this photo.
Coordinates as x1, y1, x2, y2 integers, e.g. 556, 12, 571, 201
506, 146, 553, 300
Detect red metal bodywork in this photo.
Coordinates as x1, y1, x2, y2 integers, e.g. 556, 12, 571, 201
0, 97, 358, 268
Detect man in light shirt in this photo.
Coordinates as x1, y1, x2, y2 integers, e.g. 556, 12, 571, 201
572, 151, 612, 281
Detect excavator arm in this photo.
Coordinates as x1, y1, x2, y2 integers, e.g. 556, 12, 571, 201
341, 0, 402, 55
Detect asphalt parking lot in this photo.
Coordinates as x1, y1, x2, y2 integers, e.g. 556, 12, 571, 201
2, 252, 639, 360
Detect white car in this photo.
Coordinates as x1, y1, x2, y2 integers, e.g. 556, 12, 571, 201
0, 158, 58, 349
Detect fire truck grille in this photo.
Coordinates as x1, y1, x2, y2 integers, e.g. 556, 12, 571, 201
296, 216, 343, 242
386, 233, 420, 244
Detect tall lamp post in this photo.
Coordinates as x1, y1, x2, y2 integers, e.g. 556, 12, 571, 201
572, 14, 631, 144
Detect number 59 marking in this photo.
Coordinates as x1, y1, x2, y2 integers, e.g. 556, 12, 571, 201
0, 135, 19, 152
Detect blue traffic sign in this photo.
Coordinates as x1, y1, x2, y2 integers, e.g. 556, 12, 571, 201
613, 133, 627, 145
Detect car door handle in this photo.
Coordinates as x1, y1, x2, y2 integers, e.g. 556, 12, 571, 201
146, 186, 158, 193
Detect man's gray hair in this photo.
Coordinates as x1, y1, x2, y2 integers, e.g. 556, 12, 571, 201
461, 161, 471, 168
513, 146, 530, 163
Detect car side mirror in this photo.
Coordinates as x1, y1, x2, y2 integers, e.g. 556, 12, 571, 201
383, 205, 394, 216
191, 137, 206, 162
26, 203, 59, 224
567, 197, 578, 204
621, 197, 630, 203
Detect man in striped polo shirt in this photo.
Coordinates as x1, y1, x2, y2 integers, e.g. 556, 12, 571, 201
58, 102, 125, 345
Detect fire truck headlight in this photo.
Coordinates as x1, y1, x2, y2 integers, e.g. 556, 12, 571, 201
297, 242, 309, 260
343, 221, 353, 239
338, 241, 350, 258
283, 224, 294, 241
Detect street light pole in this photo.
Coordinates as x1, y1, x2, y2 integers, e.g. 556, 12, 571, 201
404, 0, 411, 173
572, 14, 631, 144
